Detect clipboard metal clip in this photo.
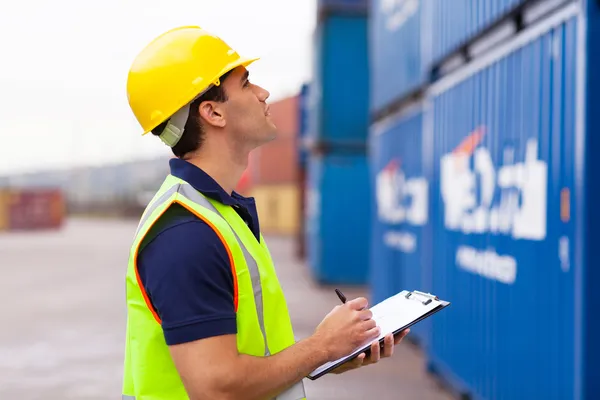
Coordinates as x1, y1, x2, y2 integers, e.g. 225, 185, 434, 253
405, 290, 439, 305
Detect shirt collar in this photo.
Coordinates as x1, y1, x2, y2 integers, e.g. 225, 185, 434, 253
169, 158, 240, 206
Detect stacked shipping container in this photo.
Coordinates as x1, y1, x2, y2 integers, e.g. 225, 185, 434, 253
369, 0, 600, 398
296, 84, 311, 260
0, 189, 65, 232
370, 0, 429, 114
247, 95, 302, 235
308, 14, 370, 148
303, 0, 372, 284
306, 154, 371, 284
428, 8, 582, 399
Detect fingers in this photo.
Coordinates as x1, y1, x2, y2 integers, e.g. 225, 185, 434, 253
364, 325, 381, 341
332, 354, 365, 374
354, 353, 365, 367
367, 339, 381, 364
357, 308, 373, 321
382, 333, 394, 358
394, 328, 410, 345
345, 354, 366, 371
361, 318, 377, 331
335, 329, 410, 375
347, 297, 368, 311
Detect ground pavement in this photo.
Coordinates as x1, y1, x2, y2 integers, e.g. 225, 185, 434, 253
0, 218, 455, 400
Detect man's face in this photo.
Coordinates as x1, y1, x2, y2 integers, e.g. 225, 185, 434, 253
220, 66, 277, 147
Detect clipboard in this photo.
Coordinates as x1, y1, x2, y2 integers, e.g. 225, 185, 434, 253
306, 290, 450, 380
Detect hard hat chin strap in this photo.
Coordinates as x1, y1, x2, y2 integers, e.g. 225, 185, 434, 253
159, 104, 191, 147
158, 83, 217, 147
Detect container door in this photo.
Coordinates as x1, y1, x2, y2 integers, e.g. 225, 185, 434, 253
427, 16, 578, 400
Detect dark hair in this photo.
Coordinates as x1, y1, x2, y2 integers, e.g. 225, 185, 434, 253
151, 70, 232, 158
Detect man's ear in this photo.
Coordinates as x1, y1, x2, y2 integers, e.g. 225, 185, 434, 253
198, 101, 226, 128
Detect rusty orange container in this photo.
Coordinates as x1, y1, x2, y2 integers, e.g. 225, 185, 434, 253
8, 189, 65, 231
248, 94, 300, 185
0, 190, 10, 231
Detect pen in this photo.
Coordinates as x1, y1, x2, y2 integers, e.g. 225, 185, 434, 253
335, 288, 347, 304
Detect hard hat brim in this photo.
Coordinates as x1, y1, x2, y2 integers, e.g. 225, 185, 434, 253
141, 56, 260, 136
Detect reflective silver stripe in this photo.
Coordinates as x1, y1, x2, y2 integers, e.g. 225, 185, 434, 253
135, 183, 182, 236
122, 396, 136, 400
236, 229, 271, 355
178, 184, 271, 356
275, 381, 307, 400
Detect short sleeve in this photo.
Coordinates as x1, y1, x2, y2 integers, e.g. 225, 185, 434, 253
137, 212, 237, 346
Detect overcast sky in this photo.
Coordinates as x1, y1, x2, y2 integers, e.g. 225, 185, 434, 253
0, 0, 316, 175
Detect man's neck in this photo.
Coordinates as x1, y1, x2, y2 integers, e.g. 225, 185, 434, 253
185, 150, 249, 195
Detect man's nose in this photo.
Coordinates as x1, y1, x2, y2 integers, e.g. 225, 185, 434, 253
256, 85, 270, 102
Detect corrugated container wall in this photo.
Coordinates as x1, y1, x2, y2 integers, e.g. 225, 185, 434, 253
430, 0, 528, 64
309, 15, 370, 147
305, 154, 371, 284
370, 0, 428, 113
584, 1, 600, 397
426, 9, 590, 399
368, 104, 432, 345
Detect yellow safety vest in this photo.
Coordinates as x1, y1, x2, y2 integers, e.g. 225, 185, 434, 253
122, 174, 307, 400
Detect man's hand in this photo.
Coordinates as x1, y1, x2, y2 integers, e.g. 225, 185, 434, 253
313, 297, 381, 361
330, 328, 410, 375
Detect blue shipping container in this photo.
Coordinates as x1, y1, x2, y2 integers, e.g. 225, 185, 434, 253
368, 103, 432, 344
318, 0, 368, 14
305, 153, 371, 284
425, 4, 597, 398
370, 0, 429, 113
297, 83, 311, 169
309, 15, 370, 146
430, 0, 527, 64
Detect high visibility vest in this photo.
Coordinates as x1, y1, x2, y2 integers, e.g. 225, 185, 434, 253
122, 174, 307, 400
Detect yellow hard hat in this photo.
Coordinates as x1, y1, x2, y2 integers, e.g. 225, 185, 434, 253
127, 25, 259, 137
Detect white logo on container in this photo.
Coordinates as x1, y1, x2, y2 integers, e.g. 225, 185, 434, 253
440, 127, 547, 240
376, 158, 428, 253
440, 127, 548, 284
376, 158, 428, 226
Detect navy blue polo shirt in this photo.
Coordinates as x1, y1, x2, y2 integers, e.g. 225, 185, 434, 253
137, 158, 261, 345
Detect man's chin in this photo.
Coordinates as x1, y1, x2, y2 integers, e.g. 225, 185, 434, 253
264, 133, 277, 143
250, 131, 277, 148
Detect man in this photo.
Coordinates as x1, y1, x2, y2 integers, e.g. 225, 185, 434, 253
123, 26, 409, 400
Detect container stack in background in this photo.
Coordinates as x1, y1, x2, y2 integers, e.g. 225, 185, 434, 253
0, 188, 65, 232
368, 0, 600, 399
295, 83, 311, 260
245, 95, 302, 236
368, 0, 431, 346
302, 0, 372, 285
